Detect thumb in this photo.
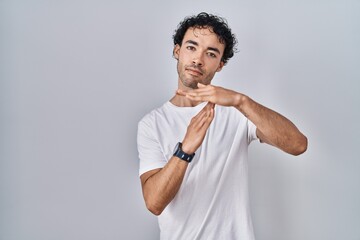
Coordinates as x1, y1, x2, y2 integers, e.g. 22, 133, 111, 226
197, 82, 207, 88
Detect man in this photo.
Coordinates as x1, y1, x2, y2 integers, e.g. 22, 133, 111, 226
137, 12, 307, 239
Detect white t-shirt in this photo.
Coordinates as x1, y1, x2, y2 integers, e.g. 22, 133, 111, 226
137, 101, 258, 240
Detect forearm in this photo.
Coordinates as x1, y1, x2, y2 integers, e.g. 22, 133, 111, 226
235, 94, 307, 155
141, 102, 214, 215
142, 156, 188, 215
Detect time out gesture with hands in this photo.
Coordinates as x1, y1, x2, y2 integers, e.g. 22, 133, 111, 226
177, 82, 308, 156
141, 82, 307, 215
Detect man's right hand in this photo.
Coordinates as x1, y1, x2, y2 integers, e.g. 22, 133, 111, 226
140, 102, 215, 216
181, 102, 215, 154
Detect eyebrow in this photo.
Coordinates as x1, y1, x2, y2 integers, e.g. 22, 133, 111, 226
185, 40, 221, 55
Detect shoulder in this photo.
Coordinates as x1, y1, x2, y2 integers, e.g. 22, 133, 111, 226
138, 102, 169, 130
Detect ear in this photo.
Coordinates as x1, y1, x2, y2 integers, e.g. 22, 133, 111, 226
173, 44, 180, 60
216, 61, 225, 72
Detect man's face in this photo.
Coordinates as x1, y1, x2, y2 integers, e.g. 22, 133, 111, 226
174, 27, 225, 89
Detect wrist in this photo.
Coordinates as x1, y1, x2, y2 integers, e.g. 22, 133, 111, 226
173, 142, 195, 162
235, 93, 248, 111
181, 141, 195, 154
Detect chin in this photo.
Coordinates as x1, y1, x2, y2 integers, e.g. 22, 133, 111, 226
181, 79, 198, 89
187, 82, 199, 89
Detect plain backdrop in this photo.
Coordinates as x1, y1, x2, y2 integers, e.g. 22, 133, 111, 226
1, 0, 359, 239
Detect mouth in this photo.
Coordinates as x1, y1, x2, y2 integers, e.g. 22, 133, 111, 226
186, 68, 203, 76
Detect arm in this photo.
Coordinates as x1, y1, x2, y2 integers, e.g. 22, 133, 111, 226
237, 95, 307, 155
140, 158, 188, 216
177, 83, 307, 156
140, 102, 215, 215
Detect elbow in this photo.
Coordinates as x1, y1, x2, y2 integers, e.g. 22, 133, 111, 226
145, 198, 164, 216
291, 135, 308, 156
147, 205, 163, 216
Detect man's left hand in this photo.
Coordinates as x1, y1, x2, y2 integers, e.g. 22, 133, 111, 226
176, 83, 242, 107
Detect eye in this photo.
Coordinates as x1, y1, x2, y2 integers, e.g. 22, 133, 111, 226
186, 46, 196, 51
207, 52, 217, 58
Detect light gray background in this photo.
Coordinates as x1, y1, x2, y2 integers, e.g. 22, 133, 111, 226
1, 0, 359, 239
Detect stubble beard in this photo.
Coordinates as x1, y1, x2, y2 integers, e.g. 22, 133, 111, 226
177, 62, 213, 89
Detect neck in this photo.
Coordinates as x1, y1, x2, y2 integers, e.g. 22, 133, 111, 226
170, 94, 203, 107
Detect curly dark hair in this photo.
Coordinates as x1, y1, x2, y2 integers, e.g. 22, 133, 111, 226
173, 12, 237, 64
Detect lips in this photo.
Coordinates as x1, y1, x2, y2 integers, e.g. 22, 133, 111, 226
186, 68, 203, 76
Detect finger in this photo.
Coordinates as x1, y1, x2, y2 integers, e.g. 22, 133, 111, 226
178, 89, 209, 98
186, 86, 215, 96
196, 102, 213, 113
186, 90, 212, 96
197, 83, 218, 92
192, 103, 213, 126
209, 107, 215, 120
205, 102, 215, 109
206, 107, 215, 122
186, 95, 210, 102
176, 89, 187, 96
197, 103, 214, 123
192, 107, 207, 122
191, 102, 214, 121
190, 86, 212, 94
197, 83, 207, 88
196, 109, 212, 129
192, 104, 212, 123
198, 107, 215, 130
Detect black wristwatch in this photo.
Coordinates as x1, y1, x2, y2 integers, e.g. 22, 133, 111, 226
173, 142, 195, 163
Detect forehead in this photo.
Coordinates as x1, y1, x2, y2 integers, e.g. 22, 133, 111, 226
182, 27, 225, 50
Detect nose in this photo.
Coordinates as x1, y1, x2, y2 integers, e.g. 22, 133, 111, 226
192, 53, 204, 67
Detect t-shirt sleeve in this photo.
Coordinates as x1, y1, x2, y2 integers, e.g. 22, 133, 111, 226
247, 119, 258, 143
137, 119, 167, 177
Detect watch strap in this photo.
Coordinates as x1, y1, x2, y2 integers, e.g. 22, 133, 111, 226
173, 142, 195, 162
